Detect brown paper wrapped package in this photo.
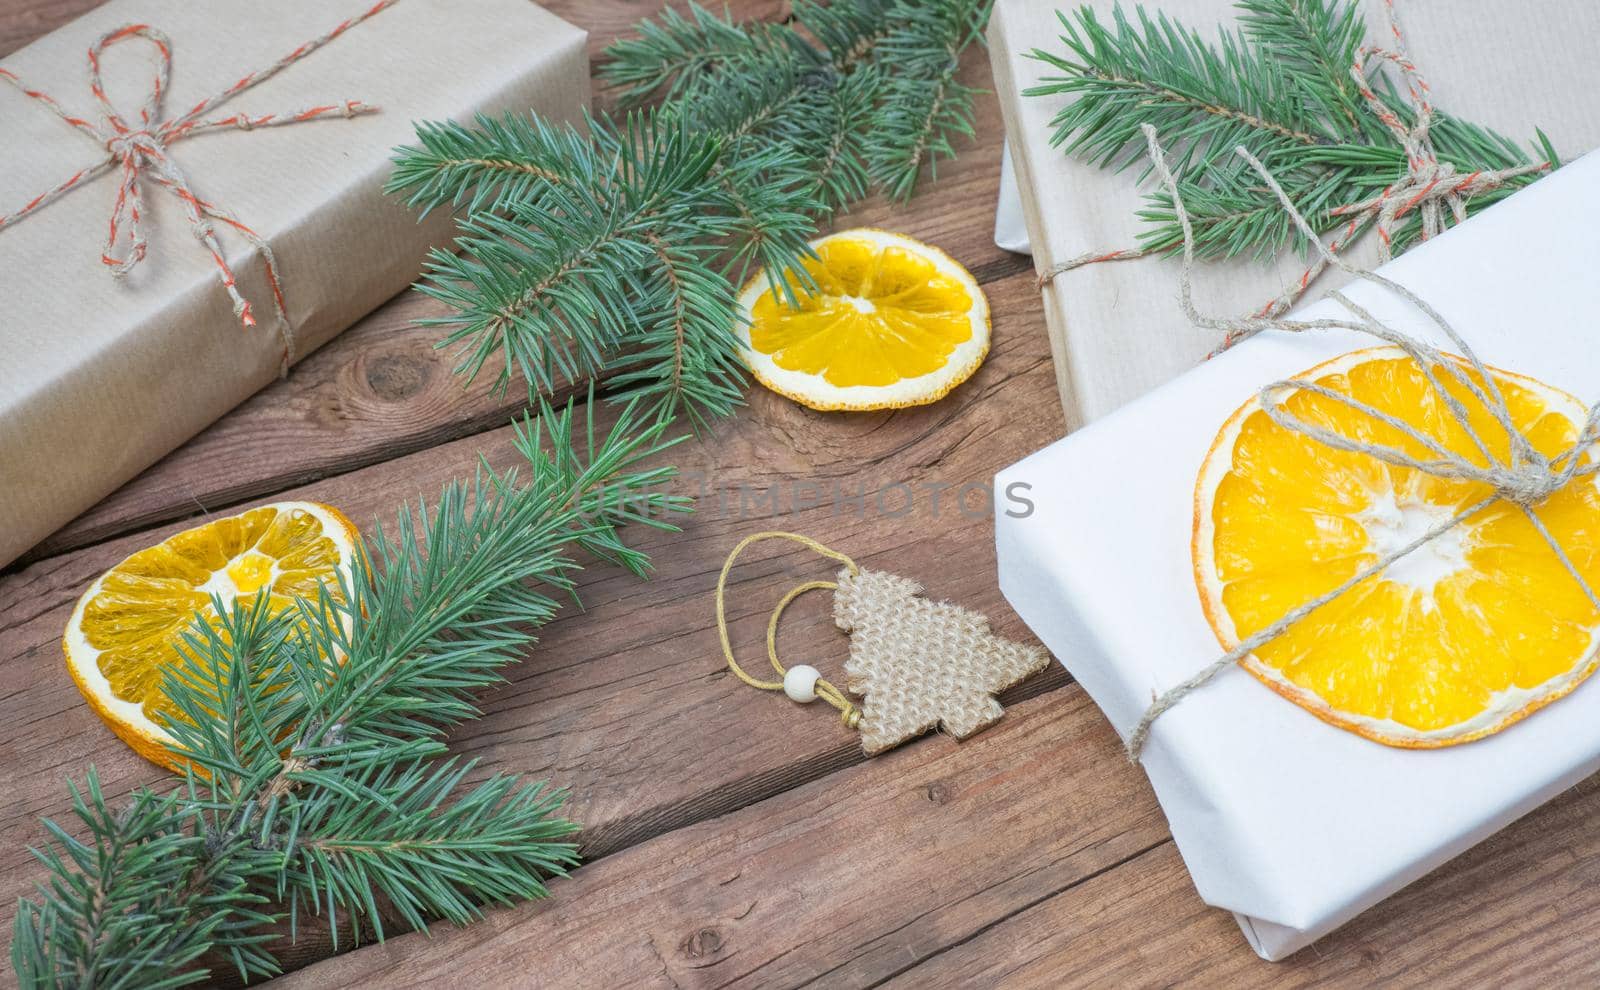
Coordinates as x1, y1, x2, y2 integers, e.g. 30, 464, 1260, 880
0, 0, 589, 568
989, 0, 1600, 431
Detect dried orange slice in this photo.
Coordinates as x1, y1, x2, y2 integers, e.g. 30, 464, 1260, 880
1194, 347, 1600, 746
736, 228, 990, 411
63, 501, 359, 770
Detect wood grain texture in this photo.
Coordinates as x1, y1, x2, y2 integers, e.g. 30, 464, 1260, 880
274, 701, 1600, 989
886, 774, 1600, 988
276, 690, 1171, 989
0, 0, 90, 55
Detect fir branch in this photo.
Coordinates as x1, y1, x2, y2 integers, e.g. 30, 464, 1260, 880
400, 112, 730, 396
1026, 0, 1550, 261
390, 0, 995, 427
12, 777, 273, 990
795, 0, 897, 69
289, 760, 576, 939
1028, 5, 1331, 176
601, 2, 792, 108
809, 66, 878, 211
1236, 0, 1372, 137
387, 114, 587, 218
13, 397, 688, 987
866, 0, 990, 201
609, 235, 747, 429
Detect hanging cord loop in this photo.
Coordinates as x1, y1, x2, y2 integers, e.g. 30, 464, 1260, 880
715, 531, 862, 728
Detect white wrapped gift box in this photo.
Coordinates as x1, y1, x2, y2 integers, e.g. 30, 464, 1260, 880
994, 151, 1600, 959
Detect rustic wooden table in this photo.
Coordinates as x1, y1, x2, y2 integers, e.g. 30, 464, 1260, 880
3, 2, 1598, 987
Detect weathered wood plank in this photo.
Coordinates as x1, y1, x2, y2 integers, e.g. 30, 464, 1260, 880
0, 263, 1056, 974
276, 689, 1168, 989
0, 0, 92, 54
276, 703, 1600, 989
883, 775, 1600, 988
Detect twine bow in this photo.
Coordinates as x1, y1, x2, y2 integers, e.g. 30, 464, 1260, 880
0, 0, 398, 372
1234, 0, 1550, 340
1339, 0, 1551, 263
1036, 0, 1552, 353
1124, 122, 1600, 759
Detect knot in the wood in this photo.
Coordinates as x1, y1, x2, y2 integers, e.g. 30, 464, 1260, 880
681, 927, 724, 959
364, 352, 429, 401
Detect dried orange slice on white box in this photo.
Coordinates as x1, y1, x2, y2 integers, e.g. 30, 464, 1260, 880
736, 228, 990, 411
63, 501, 359, 770
1194, 346, 1600, 746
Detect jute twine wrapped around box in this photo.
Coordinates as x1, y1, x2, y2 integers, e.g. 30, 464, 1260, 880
1125, 122, 1600, 760
1035, 0, 1551, 357
0, 0, 398, 370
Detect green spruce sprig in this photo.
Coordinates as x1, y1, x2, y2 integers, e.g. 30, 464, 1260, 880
1026, 0, 1553, 261
12, 397, 688, 987
387, 0, 993, 428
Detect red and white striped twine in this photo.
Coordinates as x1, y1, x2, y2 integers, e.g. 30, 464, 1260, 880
0, 0, 399, 373
1036, 0, 1551, 359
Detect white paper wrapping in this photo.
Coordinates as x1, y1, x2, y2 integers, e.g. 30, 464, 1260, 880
995, 152, 1600, 959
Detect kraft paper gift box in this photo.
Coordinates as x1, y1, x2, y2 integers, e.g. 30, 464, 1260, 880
0, 0, 590, 568
994, 151, 1600, 959
987, 0, 1600, 429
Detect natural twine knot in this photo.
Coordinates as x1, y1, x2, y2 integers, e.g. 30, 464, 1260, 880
1374, 157, 1460, 254
1491, 458, 1562, 507
106, 129, 161, 161
1238, 0, 1551, 327
1330, 2, 1548, 268
0, 1, 400, 374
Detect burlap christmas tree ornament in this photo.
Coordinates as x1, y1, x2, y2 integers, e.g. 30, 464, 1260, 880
716, 532, 1050, 755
